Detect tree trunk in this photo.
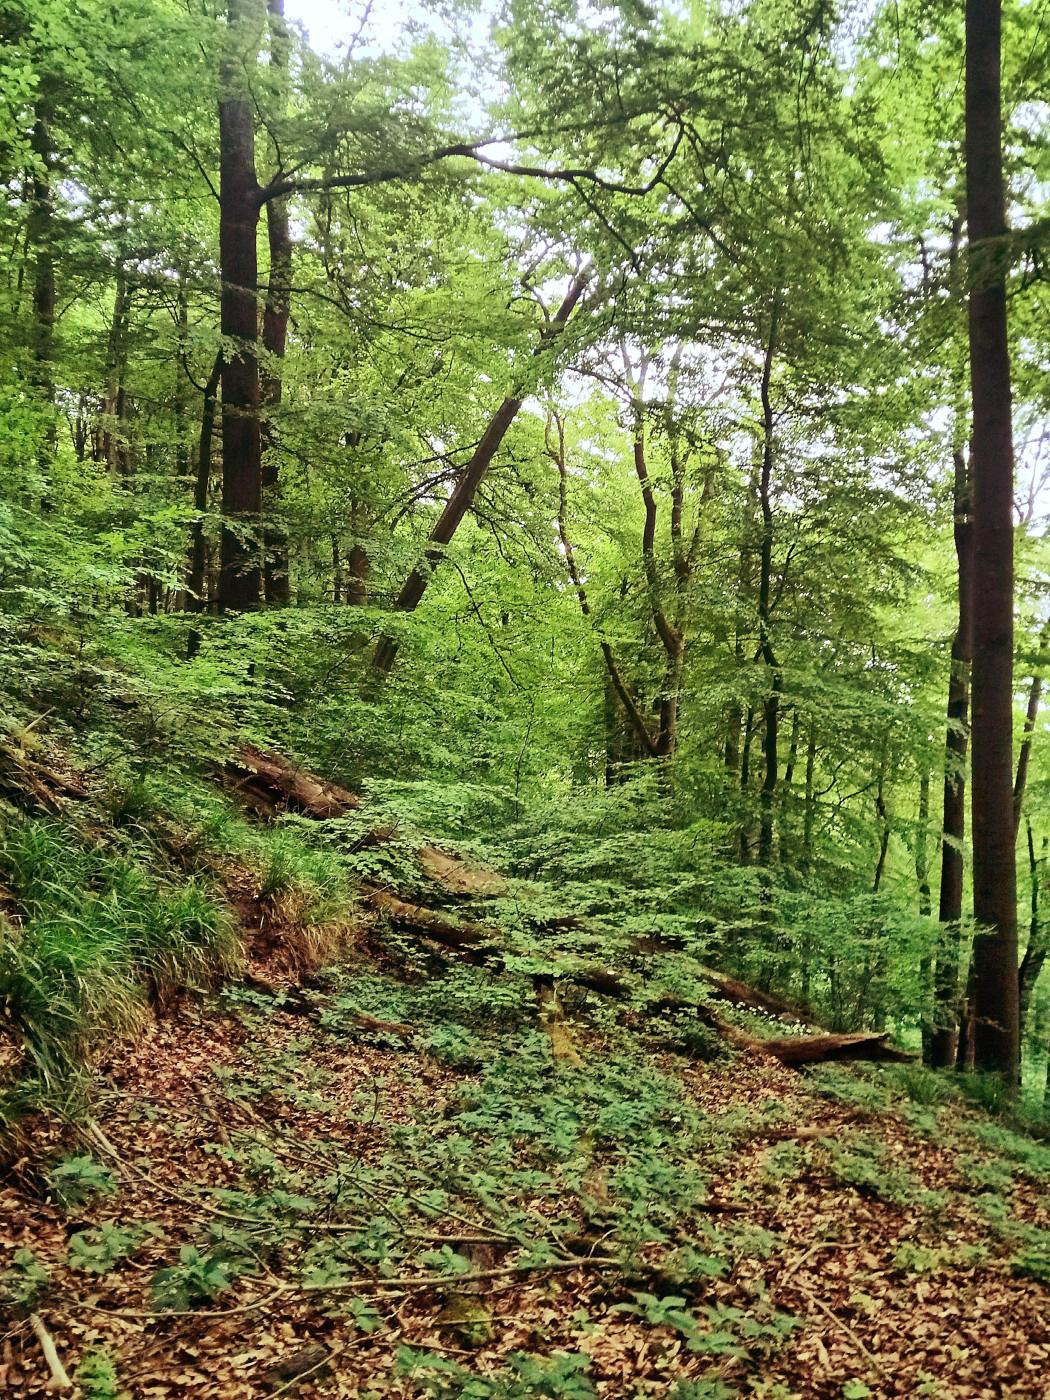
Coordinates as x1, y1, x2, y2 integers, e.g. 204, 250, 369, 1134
218, 0, 265, 612
1018, 821, 1046, 1036
916, 770, 932, 916
188, 351, 224, 612
548, 409, 659, 758
930, 443, 974, 1068
1012, 622, 1048, 832
102, 260, 132, 477
28, 103, 55, 393
261, 0, 292, 605
757, 305, 780, 866
966, 0, 1019, 1079
372, 271, 589, 672
917, 769, 933, 1062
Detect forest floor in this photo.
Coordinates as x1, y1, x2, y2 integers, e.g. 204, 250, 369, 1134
2, 919, 1050, 1400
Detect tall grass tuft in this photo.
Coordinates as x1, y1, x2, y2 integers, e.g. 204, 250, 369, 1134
0, 817, 240, 1087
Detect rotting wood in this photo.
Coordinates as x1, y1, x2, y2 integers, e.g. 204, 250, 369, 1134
365, 887, 498, 946
720, 1024, 914, 1067
696, 966, 818, 1027
224, 745, 360, 819
534, 975, 583, 1067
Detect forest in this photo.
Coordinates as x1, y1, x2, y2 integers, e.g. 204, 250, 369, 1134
0, 0, 1049, 1394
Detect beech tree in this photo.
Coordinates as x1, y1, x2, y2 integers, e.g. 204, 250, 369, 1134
965, 0, 1020, 1078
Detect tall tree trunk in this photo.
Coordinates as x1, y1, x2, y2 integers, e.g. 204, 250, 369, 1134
626, 353, 685, 756
188, 351, 224, 613
872, 756, 891, 894
373, 271, 589, 672
28, 104, 55, 389
917, 769, 934, 1062
757, 305, 780, 866
801, 725, 817, 874
930, 446, 975, 1067
218, 0, 265, 612
102, 260, 131, 476
1018, 821, 1046, 1036
916, 770, 932, 916
548, 409, 659, 758
28, 98, 56, 475
966, 0, 1019, 1078
1012, 622, 1049, 832
261, 0, 292, 604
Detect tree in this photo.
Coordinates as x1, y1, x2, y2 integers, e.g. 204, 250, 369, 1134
965, 0, 1020, 1078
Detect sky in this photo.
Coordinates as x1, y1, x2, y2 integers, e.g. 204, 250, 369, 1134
285, 0, 459, 59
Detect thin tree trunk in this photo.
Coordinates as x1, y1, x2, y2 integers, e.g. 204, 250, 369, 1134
548, 409, 659, 758
218, 0, 265, 612
625, 352, 684, 756
102, 260, 131, 477
801, 725, 817, 874
188, 351, 224, 612
1018, 821, 1046, 1036
930, 440, 974, 1067
917, 769, 933, 1063
966, 0, 1019, 1078
872, 757, 891, 894
757, 304, 780, 866
1012, 622, 1049, 832
373, 271, 590, 672
261, 0, 292, 604
28, 102, 55, 397
916, 770, 932, 916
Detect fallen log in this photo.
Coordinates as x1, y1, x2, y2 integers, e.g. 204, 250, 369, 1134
418, 845, 508, 897
240, 972, 414, 1037
696, 967, 818, 1027
364, 888, 498, 947
719, 1024, 913, 1067
224, 746, 360, 819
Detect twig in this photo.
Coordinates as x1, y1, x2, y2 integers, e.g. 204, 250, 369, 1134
29, 1314, 72, 1391
779, 1240, 838, 1285
800, 1291, 885, 1375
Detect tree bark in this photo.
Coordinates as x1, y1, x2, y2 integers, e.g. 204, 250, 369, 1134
966, 0, 1020, 1078
218, 0, 265, 612
28, 103, 55, 390
187, 350, 225, 620
1018, 820, 1046, 1036
931, 441, 974, 1066
261, 0, 292, 605
1012, 622, 1049, 832
372, 271, 590, 672
757, 305, 780, 866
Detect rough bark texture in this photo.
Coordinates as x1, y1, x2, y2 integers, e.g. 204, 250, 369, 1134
965, 0, 1020, 1077
218, 0, 264, 612
372, 272, 590, 672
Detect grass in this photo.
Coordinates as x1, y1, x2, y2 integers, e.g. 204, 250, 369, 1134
0, 815, 239, 1089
